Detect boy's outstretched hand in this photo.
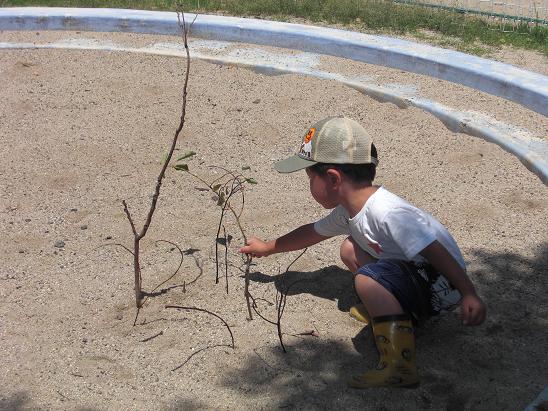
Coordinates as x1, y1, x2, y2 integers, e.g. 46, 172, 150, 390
460, 292, 486, 326
240, 237, 273, 258
239, 224, 330, 258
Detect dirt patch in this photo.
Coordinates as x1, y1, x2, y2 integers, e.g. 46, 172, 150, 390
0, 31, 547, 410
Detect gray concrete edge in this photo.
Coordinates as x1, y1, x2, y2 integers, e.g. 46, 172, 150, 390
0, 7, 547, 116
0, 8, 546, 184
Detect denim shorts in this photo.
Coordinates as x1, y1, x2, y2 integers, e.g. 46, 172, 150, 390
356, 259, 434, 321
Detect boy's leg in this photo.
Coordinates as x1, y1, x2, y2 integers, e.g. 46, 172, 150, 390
341, 237, 404, 321
340, 237, 376, 323
350, 260, 421, 388
340, 237, 389, 322
340, 237, 376, 273
349, 314, 418, 388
354, 275, 404, 317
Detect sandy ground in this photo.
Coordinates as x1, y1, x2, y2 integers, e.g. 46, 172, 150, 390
1, 30, 547, 410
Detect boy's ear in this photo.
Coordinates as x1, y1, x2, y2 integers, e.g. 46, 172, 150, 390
325, 168, 343, 186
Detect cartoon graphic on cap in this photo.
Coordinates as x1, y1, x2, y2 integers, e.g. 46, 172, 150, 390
299, 127, 316, 159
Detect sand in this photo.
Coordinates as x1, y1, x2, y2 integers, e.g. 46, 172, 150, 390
0, 30, 547, 410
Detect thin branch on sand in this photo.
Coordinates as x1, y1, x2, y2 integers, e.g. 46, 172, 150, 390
166, 304, 235, 371
249, 249, 308, 352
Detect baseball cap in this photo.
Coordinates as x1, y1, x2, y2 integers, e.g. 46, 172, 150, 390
274, 116, 378, 173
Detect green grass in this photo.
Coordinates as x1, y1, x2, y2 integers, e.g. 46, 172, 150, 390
2, 0, 547, 56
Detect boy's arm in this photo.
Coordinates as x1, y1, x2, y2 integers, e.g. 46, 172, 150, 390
240, 223, 330, 257
419, 240, 486, 326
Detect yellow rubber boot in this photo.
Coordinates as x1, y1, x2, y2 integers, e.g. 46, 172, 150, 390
349, 314, 419, 388
349, 303, 370, 325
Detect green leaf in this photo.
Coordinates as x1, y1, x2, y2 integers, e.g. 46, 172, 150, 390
177, 151, 196, 161
211, 184, 221, 193
161, 152, 169, 164
174, 163, 189, 171
241, 166, 251, 171
245, 177, 258, 185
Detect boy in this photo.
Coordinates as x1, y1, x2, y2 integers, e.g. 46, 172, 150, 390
240, 116, 486, 388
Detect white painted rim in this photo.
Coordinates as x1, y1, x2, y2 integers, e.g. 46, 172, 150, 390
0, 7, 546, 184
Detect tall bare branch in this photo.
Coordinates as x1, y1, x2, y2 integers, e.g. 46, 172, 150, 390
122, 10, 194, 310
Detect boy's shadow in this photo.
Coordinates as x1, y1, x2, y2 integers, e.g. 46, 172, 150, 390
249, 265, 360, 313
250, 265, 374, 358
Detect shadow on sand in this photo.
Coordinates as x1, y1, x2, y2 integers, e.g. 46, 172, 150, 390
222, 243, 548, 409
250, 264, 359, 312
0, 392, 31, 411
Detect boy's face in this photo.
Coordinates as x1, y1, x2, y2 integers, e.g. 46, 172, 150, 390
305, 167, 339, 209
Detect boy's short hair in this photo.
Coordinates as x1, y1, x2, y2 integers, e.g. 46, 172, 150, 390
309, 161, 377, 183
274, 116, 378, 173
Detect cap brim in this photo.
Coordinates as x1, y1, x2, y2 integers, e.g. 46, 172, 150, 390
273, 155, 317, 173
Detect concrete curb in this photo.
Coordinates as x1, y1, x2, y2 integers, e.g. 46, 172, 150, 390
0, 8, 546, 184
1, 7, 547, 116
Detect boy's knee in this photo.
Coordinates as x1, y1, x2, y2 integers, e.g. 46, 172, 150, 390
340, 237, 360, 272
340, 237, 355, 261
341, 237, 376, 272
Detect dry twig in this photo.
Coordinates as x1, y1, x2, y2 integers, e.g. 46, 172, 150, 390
122, 10, 193, 313
166, 304, 235, 371
95, 243, 134, 256
140, 331, 164, 343
171, 344, 229, 372
223, 225, 230, 294
166, 305, 235, 348
249, 249, 308, 352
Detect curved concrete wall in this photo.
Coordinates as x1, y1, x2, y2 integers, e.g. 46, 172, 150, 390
1, 7, 547, 117
0, 7, 546, 184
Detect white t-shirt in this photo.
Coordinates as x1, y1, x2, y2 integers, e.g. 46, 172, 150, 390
314, 186, 464, 312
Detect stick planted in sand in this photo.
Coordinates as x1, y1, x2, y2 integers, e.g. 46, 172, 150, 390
122, 10, 196, 313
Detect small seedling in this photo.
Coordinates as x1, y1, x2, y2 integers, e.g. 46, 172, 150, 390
175, 157, 257, 320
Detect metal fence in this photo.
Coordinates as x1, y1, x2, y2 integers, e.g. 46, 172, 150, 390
394, 0, 547, 24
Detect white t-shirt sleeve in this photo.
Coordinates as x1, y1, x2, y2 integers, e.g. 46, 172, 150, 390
313, 206, 350, 237
382, 207, 437, 260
